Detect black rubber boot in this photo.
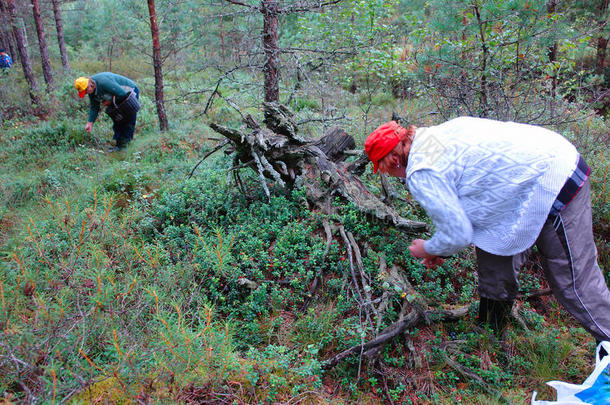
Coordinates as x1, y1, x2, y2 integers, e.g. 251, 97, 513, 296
596, 340, 608, 360
478, 297, 513, 333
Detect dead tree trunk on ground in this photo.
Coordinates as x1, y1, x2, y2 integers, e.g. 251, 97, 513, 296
147, 0, 169, 131
31, 0, 54, 89
208, 102, 427, 231
322, 305, 470, 369
206, 103, 508, 371
6, 0, 40, 106
51, 0, 70, 71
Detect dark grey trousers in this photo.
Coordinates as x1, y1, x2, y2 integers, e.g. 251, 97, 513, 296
476, 179, 610, 341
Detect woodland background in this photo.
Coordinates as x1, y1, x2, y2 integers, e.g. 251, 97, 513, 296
0, 0, 609, 403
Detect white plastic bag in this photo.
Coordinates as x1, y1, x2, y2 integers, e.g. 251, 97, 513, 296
531, 341, 610, 405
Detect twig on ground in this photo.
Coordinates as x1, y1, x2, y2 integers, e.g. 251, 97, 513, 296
323, 305, 469, 370
187, 140, 229, 179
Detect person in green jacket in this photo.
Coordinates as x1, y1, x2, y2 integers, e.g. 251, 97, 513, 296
75, 72, 140, 151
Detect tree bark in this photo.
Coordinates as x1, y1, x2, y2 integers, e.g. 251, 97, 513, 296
261, 0, 279, 102
596, 0, 609, 75
6, 0, 41, 105
51, 0, 70, 71
0, 0, 17, 59
31, 0, 54, 89
147, 0, 169, 131
219, 15, 226, 63
322, 306, 470, 370
546, 0, 558, 100
208, 102, 427, 232
0, 23, 9, 53
473, 0, 488, 116
0, 0, 12, 53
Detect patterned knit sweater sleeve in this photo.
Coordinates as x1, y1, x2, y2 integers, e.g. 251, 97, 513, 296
407, 170, 473, 256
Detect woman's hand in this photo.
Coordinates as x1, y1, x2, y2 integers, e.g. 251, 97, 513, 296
408, 239, 445, 269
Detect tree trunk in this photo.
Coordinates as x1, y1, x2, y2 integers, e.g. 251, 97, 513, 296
473, 0, 488, 116
51, 0, 70, 71
31, 0, 53, 89
0, 24, 9, 53
108, 37, 115, 71
0, 0, 17, 59
147, 0, 169, 131
596, 0, 609, 75
261, 0, 279, 102
6, 0, 41, 105
220, 15, 226, 63
0, 0, 11, 52
208, 102, 427, 232
546, 0, 558, 101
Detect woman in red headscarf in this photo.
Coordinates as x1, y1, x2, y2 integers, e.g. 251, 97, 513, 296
364, 117, 610, 355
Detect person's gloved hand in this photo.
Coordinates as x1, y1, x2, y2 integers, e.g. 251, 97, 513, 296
408, 239, 445, 269
84, 122, 93, 133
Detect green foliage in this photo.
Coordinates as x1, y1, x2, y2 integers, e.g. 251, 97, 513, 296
8, 119, 101, 157
1, 0, 609, 402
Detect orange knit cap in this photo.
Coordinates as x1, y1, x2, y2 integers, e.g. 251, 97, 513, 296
365, 121, 408, 173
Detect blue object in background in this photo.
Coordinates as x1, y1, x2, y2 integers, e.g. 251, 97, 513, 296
0, 52, 12, 69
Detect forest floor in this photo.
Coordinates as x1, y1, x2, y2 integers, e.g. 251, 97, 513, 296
0, 68, 609, 404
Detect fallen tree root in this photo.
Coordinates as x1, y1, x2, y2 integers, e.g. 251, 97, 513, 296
208, 102, 428, 232
440, 348, 511, 404
516, 287, 552, 299
322, 305, 470, 370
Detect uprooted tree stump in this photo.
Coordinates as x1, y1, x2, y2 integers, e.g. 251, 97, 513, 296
208, 102, 426, 232
204, 102, 481, 379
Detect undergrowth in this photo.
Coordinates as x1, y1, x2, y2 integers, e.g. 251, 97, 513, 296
0, 68, 607, 404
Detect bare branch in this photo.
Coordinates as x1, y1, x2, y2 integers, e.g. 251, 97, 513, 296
187, 140, 230, 179
278, 0, 343, 14
323, 305, 470, 370
224, 0, 259, 10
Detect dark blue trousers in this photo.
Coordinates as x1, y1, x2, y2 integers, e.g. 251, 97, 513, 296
112, 87, 139, 148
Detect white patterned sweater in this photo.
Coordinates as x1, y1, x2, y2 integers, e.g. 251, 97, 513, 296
405, 117, 578, 257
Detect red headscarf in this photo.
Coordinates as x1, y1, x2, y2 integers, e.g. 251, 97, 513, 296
365, 121, 409, 173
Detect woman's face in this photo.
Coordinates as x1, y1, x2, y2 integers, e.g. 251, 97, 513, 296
378, 150, 406, 178
86, 80, 95, 94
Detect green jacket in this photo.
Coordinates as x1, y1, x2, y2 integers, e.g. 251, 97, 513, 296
88, 72, 137, 123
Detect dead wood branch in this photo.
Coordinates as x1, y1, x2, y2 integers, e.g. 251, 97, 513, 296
187, 140, 229, 179
511, 305, 530, 332
323, 305, 469, 370
517, 287, 552, 299
339, 225, 373, 330
440, 342, 511, 404
208, 102, 427, 232
300, 219, 334, 311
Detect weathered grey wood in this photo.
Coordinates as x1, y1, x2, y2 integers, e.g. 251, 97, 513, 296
322, 305, 470, 370
262, 101, 308, 143
208, 103, 427, 231
312, 126, 354, 162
